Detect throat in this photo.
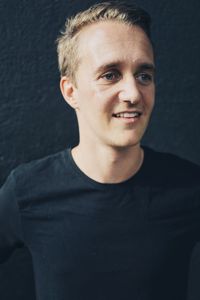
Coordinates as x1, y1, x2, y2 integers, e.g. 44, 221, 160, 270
71, 145, 144, 184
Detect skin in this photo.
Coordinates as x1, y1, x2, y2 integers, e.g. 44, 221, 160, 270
60, 21, 155, 183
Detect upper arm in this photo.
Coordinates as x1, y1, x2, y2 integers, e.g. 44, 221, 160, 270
0, 171, 24, 263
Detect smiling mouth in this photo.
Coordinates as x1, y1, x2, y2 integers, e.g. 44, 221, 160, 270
112, 112, 142, 118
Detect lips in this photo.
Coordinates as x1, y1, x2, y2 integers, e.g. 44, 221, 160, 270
112, 111, 142, 118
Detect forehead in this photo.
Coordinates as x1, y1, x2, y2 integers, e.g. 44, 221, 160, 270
76, 21, 154, 70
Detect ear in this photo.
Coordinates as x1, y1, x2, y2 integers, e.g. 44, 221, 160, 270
60, 76, 79, 110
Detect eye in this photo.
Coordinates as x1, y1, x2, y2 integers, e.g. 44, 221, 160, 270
136, 73, 153, 85
101, 70, 121, 82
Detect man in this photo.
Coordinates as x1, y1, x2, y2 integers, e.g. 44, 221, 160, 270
0, 2, 200, 300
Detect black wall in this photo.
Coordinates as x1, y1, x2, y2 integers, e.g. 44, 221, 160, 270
0, 0, 200, 299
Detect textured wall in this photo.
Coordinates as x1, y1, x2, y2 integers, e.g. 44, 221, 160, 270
0, 0, 200, 299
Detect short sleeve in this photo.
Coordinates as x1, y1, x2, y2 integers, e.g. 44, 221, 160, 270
0, 171, 24, 263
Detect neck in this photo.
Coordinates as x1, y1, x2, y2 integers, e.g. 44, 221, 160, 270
71, 143, 144, 184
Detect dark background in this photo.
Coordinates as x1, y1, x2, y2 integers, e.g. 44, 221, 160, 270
0, 0, 200, 299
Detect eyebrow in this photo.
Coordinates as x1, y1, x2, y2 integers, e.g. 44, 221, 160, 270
136, 63, 156, 73
95, 61, 156, 76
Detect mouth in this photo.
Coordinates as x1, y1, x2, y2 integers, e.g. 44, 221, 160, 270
112, 111, 142, 119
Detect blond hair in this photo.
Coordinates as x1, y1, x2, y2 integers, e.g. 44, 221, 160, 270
56, 1, 151, 82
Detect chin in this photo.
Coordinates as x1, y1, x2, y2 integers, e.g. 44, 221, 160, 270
110, 139, 141, 150
118, 134, 144, 147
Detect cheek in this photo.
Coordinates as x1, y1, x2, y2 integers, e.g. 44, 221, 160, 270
144, 87, 155, 108
96, 88, 118, 111
76, 80, 117, 116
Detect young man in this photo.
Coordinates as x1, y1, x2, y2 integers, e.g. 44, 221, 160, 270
0, 2, 200, 300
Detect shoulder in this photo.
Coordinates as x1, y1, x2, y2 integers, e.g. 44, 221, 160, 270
143, 146, 200, 187
6, 149, 70, 208
12, 149, 68, 180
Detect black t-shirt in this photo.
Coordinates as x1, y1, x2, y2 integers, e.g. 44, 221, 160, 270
0, 146, 200, 300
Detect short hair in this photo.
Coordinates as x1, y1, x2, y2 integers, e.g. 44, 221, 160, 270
56, 1, 152, 82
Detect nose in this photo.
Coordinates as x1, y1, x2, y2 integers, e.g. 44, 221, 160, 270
118, 77, 141, 104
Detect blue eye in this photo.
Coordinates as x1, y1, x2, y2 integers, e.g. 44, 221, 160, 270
136, 73, 153, 85
102, 70, 121, 82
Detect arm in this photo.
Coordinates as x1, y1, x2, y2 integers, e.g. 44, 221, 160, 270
0, 171, 24, 263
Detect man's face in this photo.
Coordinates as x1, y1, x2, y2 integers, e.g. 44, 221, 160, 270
70, 21, 155, 149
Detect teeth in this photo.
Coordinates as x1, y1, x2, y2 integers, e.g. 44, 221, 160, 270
115, 112, 141, 118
